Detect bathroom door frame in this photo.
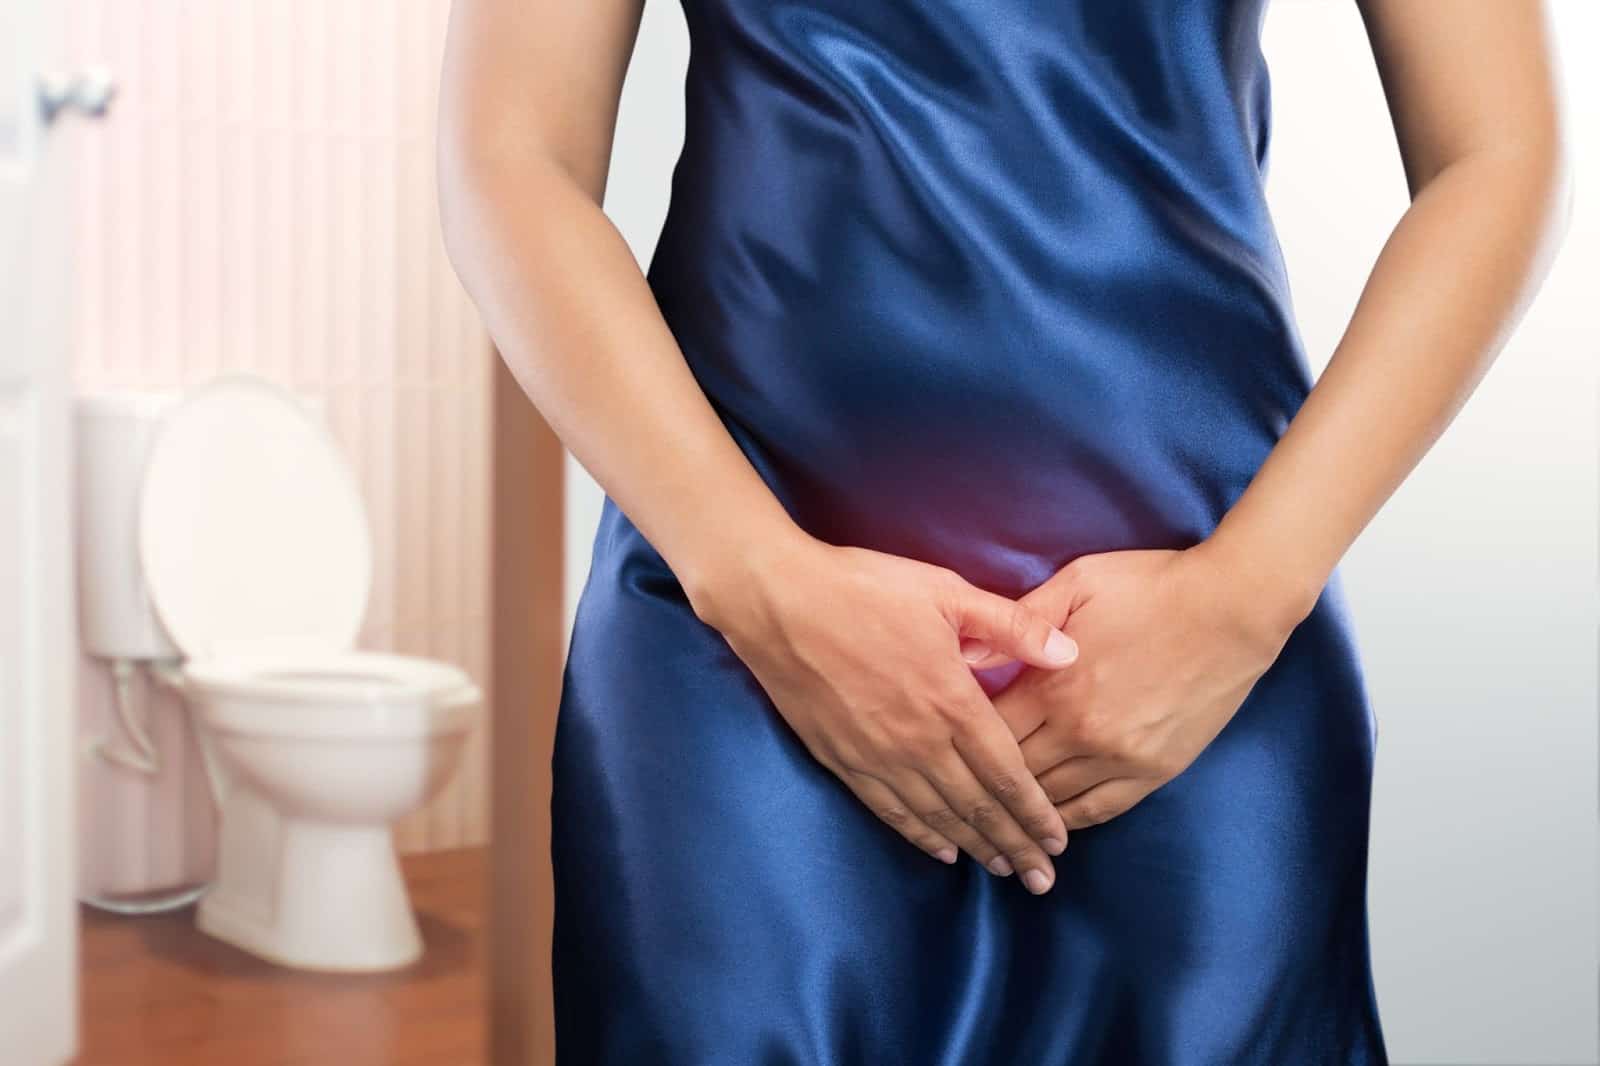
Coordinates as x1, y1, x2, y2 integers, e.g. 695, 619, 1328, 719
0, 0, 79, 1062
487, 355, 565, 1066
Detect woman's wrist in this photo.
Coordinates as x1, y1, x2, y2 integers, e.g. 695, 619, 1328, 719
672, 512, 820, 634
1190, 520, 1329, 646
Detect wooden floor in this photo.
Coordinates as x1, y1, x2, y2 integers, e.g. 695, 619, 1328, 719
76, 848, 488, 1066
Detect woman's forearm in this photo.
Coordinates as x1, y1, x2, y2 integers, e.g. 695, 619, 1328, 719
1204, 132, 1572, 633
437, 147, 806, 607
437, 0, 805, 607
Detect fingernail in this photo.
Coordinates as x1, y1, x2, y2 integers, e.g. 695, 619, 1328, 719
936, 846, 958, 864
987, 855, 1014, 876
1042, 836, 1066, 856
961, 640, 992, 664
1023, 868, 1052, 895
1043, 628, 1077, 664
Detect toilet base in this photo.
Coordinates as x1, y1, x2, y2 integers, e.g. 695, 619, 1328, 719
198, 814, 423, 973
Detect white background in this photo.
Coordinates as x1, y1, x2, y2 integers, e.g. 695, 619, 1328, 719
573, 3, 1600, 1061
1265, 3, 1599, 1062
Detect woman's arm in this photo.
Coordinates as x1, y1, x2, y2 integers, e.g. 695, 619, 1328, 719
1203, 0, 1573, 623
989, 0, 1572, 829
436, 0, 1080, 890
436, 0, 786, 595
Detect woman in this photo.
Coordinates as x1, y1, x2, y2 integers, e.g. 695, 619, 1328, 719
438, 0, 1569, 1061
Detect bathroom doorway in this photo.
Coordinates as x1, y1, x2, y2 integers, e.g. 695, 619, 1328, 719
0, 0, 80, 1062
486, 363, 565, 1066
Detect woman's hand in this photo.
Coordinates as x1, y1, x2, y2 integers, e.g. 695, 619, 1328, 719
689, 535, 1081, 894
985, 543, 1313, 832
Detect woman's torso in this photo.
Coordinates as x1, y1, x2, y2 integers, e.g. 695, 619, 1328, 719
552, 8, 1386, 1058
645, 0, 1308, 594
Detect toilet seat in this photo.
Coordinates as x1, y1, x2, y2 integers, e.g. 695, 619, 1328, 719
185, 651, 479, 738
137, 375, 474, 713
186, 649, 476, 704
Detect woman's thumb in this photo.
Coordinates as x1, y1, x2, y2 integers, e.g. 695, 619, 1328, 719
954, 589, 1078, 670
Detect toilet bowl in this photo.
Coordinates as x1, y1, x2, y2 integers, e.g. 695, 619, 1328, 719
132, 374, 483, 972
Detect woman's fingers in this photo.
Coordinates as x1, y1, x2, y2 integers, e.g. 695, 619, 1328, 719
923, 741, 1062, 895
961, 565, 1090, 671
1055, 778, 1152, 831
891, 771, 1013, 875
989, 667, 1055, 744
947, 583, 1079, 672
949, 700, 1069, 850
838, 768, 960, 865
1035, 755, 1120, 805
1016, 559, 1090, 625
1016, 714, 1086, 777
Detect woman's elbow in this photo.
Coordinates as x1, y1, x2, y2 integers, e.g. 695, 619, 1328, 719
433, 112, 533, 272
1544, 126, 1576, 246
435, 116, 484, 266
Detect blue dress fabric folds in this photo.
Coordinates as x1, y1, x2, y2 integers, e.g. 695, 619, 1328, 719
551, 0, 1387, 1062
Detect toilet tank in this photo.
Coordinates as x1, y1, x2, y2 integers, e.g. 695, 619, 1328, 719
74, 391, 185, 661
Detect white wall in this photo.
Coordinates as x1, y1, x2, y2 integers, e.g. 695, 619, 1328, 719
1264, 3, 1598, 1062
579, 5, 1599, 1061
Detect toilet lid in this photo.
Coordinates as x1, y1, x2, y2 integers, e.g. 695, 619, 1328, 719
138, 375, 371, 661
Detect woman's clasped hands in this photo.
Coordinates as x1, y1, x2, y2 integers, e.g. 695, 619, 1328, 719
686, 533, 1309, 896
981, 544, 1307, 835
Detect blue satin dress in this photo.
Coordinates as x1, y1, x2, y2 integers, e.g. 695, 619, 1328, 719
551, 0, 1387, 1061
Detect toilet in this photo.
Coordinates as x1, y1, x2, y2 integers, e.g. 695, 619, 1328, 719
80, 374, 482, 972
